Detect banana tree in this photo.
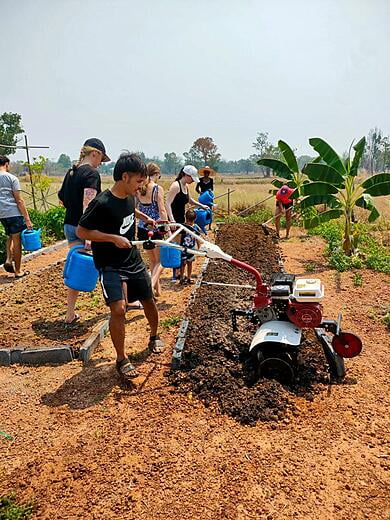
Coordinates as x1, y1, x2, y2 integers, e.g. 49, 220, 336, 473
300, 137, 390, 254
257, 140, 307, 195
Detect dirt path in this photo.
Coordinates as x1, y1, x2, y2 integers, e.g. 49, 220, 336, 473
0, 228, 389, 519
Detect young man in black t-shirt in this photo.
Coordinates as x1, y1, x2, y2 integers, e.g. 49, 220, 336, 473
78, 153, 164, 380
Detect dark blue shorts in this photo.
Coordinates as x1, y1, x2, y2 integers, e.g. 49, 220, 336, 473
0, 216, 26, 235
276, 201, 293, 210
99, 267, 153, 305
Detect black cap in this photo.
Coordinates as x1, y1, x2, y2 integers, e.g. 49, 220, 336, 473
83, 138, 110, 162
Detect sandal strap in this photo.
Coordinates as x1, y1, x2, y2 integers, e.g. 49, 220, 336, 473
116, 358, 137, 377
148, 338, 165, 353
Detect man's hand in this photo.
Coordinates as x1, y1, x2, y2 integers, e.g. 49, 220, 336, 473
112, 236, 132, 249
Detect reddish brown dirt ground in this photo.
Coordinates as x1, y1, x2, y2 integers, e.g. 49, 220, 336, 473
0, 227, 389, 520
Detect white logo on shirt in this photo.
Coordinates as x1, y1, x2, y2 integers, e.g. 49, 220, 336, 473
119, 214, 135, 235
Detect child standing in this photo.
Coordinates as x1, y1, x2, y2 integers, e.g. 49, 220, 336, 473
179, 209, 201, 284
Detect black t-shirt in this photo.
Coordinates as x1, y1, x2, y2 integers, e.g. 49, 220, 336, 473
79, 189, 145, 273
58, 165, 101, 226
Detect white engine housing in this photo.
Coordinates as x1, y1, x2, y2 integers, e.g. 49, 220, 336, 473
293, 278, 324, 302
249, 320, 302, 352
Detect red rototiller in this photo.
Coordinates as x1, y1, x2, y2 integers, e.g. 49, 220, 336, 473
133, 222, 363, 383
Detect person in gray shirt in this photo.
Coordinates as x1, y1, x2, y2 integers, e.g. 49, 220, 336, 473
0, 155, 32, 277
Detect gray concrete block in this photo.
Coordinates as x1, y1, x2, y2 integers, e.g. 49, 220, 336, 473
0, 350, 11, 366
79, 319, 109, 364
20, 347, 74, 365
10, 348, 24, 364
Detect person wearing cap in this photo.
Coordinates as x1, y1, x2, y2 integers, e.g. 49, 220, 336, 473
275, 184, 295, 239
166, 165, 209, 281
58, 137, 110, 324
195, 166, 214, 194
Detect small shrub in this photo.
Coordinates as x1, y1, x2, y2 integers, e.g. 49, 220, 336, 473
0, 493, 33, 520
304, 261, 316, 273
160, 316, 182, 329
352, 273, 363, 287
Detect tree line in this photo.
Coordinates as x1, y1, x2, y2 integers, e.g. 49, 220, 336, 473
1, 112, 388, 176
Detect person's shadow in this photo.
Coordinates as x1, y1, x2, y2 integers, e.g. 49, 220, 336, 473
32, 313, 109, 341
41, 356, 123, 410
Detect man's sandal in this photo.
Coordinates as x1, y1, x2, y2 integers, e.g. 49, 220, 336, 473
116, 358, 139, 379
148, 337, 165, 354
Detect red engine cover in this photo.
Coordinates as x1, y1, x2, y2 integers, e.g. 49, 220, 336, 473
287, 301, 323, 328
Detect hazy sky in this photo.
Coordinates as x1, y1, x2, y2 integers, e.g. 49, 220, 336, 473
1, 0, 389, 163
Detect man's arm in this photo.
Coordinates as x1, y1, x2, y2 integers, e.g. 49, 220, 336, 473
76, 225, 132, 248
13, 191, 33, 229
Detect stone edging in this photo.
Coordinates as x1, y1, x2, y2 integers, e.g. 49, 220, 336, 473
171, 257, 210, 370
0, 317, 109, 366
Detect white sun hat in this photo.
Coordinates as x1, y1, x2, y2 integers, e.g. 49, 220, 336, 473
183, 165, 200, 183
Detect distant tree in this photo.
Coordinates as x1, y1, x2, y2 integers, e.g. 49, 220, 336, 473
0, 112, 24, 155
57, 153, 71, 169
162, 152, 183, 174
364, 127, 383, 173
184, 137, 221, 169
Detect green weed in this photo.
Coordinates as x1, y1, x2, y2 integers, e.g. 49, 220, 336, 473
384, 313, 390, 328
352, 273, 363, 287
0, 494, 33, 520
160, 316, 182, 329
304, 261, 316, 273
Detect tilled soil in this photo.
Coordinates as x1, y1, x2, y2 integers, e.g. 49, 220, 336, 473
0, 260, 107, 350
172, 223, 332, 424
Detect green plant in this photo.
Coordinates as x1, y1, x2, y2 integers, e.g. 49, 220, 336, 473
0, 494, 33, 520
384, 313, 390, 328
160, 316, 182, 329
257, 140, 308, 197
300, 137, 390, 255
352, 273, 363, 287
304, 261, 316, 273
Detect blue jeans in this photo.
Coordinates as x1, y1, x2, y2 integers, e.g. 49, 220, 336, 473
64, 224, 84, 244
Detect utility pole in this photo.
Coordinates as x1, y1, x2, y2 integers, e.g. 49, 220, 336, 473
0, 135, 49, 210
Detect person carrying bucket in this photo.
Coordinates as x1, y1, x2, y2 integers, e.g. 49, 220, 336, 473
58, 138, 110, 324
77, 152, 164, 382
0, 155, 33, 278
165, 165, 208, 281
275, 184, 295, 239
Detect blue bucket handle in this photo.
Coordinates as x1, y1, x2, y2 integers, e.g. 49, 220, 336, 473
63, 245, 89, 279
21, 227, 41, 236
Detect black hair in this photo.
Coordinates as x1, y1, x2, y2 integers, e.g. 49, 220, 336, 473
185, 208, 196, 222
0, 156, 10, 167
175, 167, 186, 182
113, 152, 147, 181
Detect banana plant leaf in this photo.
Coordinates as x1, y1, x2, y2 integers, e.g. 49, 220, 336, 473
278, 140, 298, 173
309, 138, 346, 175
350, 137, 366, 176
304, 209, 343, 229
257, 158, 292, 179
304, 163, 344, 185
364, 181, 390, 197
298, 194, 341, 209
356, 195, 381, 222
361, 173, 390, 189
271, 178, 284, 188
301, 182, 339, 196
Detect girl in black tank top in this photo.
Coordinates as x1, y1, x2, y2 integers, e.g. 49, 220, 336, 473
171, 180, 189, 223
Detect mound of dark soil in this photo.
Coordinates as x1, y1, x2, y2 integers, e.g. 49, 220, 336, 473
171, 223, 330, 425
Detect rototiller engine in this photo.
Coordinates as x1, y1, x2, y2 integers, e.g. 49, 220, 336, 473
133, 223, 363, 383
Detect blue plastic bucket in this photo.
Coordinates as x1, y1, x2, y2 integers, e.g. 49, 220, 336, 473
63, 245, 99, 292
195, 208, 212, 234
198, 190, 214, 206
21, 228, 42, 251
160, 245, 182, 268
